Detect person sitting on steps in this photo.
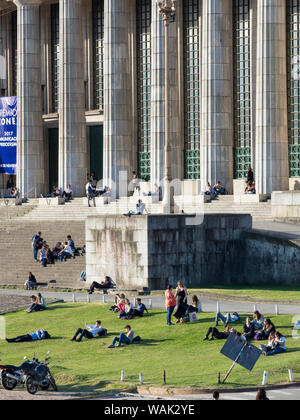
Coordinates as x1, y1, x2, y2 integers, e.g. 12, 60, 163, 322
213, 181, 225, 196
88, 276, 112, 294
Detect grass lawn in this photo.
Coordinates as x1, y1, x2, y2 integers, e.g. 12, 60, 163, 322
1, 302, 300, 394
187, 285, 300, 302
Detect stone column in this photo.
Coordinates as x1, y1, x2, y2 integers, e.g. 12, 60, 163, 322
0, 13, 7, 94
150, 0, 181, 189
150, 0, 164, 188
103, 0, 133, 197
255, 0, 289, 194
201, 0, 234, 193
14, 0, 44, 197
58, 0, 87, 196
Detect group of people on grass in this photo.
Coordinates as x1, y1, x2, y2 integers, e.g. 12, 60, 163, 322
110, 294, 149, 320
32, 231, 83, 267
25, 294, 47, 313
204, 309, 286, 356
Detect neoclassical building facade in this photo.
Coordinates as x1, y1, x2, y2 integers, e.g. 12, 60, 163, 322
0, 0, 299, 197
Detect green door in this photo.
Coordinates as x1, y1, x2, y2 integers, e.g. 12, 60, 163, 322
89, 125, 103, 180
48, 128, 59, 193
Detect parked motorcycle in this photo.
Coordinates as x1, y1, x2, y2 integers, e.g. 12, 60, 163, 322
0, 351, 58, 395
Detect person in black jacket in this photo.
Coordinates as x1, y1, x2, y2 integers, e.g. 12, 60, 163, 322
25, 272, 37, 290
247, 166, 254, 183
243, 317, 255, 340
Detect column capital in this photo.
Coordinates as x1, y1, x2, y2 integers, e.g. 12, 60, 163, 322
13, 0, 42, 8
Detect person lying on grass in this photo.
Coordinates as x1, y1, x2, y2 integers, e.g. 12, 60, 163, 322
6, 329, 51, 343
71, 320, 107, 342
108, 325, 134, 348
203, 326, 238, 341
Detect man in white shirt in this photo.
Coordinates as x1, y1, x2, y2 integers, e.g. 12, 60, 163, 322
86, 179, 96, 207
58, 242, 73, 262
71, 320, 106, 342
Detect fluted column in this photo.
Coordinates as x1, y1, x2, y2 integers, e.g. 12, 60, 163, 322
150, 1, 164, 187
150, 0, 181, 189
58, 0, 87, 196
103, 0, 133, 197
255, 0, 289, 194
201, 0, 234, 193
14, 0, 44, 197
0, 13, 7, 94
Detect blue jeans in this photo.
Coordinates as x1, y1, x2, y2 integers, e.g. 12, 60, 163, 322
59, 252, 71, 262
213, 187, 225, 195
33, 246, 38, 261
111, 333, 131, 347
41, 258, 47, 267
167, 306, 175, 325
266, 347, 286, 356
215, 312, 239, 324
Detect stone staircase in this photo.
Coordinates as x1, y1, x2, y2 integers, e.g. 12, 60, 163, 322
204, 196, 273, 222
0, 220, 86, 289
15, 195, 273, 222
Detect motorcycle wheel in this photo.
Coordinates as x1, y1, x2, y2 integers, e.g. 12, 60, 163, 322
49, 375, 58, 392
1, 373, 17, 390
25, 376, 38, 395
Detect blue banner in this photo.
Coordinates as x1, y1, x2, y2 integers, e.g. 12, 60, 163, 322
0, 96, 17, 175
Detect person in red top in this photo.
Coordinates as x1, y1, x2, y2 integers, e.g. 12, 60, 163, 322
165, 285, 177, 326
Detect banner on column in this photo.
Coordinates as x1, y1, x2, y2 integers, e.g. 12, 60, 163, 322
0, 96, 17, 175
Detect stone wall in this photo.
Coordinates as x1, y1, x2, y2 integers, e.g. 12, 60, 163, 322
86, 214, 252, 289
238, 232, 300, 286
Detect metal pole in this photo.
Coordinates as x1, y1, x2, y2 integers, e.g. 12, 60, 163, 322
223, 343, 247, 384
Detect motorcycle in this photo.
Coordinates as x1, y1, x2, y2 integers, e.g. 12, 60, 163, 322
0, 351, 58, 395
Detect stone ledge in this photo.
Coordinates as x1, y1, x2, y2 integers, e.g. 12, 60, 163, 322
234, 194, 270, 204
39, 197, 65, 206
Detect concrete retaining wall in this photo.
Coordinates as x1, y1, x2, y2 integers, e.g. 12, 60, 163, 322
86, 214, 252, 289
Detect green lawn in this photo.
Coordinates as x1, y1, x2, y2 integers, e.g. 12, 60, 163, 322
1, 303, 300, 394
187, 285, 300, 302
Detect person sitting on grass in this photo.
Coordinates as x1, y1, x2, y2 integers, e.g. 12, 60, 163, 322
88, 276, 111, 295
110, 294, 126, 312
37, 293, 47, 310
187, 296, 201, 313
108, 325, 134, 348
71, 320, 107, 342
215, 311, 240, 327
252, 310, 265, 330
6, 329, 51, 343
263, 332, 286, 356
254, 318, 276, 341
203, 326, 235, 342
58, 241, 73, 262
26, 295, 45, 313
259, 332, 276, 353
118, 299, 134, 319
127, 298, 149, 319
243, 317, 255, 341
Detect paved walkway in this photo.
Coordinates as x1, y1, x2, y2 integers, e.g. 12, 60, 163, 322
0, 288, 299, 315
252, 221, 300, 240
